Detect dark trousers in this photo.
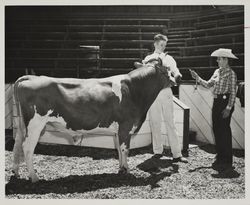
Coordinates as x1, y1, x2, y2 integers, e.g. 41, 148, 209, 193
212, 94, 234, 164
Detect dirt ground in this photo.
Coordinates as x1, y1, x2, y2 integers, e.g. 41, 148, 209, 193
5, 143, 245, 199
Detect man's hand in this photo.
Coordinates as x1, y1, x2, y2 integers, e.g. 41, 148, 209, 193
134, 62, 143, 69
222, 108, 231, 118
189, 69, 199, 80
175, 74, 182, 85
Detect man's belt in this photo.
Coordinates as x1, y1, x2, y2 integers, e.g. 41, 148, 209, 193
214, 93, 230, 99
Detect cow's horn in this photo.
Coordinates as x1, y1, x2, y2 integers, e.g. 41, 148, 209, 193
157, 58, 163, 66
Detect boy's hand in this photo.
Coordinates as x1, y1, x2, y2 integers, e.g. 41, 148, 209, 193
189, 69, 199, 80
222, 108, 231, 118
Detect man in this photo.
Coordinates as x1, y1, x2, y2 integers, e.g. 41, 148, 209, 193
143, 34, 188, 163
190, 48, 238, 171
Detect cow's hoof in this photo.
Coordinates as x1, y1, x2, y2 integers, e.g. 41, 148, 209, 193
118, 167, 129, 175
29, 175, 39, 183
11, 170, 20, 178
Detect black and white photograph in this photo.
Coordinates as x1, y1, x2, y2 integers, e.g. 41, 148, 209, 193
2, 0, 248, 202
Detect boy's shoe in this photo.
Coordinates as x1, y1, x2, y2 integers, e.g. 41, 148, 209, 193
212, 161, 233, 171
172, 157, 188, 163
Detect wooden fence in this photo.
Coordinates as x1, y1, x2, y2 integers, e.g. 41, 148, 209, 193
179, 84, 244, 149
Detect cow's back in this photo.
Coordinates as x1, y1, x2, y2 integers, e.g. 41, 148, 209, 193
17, 75, 123, 130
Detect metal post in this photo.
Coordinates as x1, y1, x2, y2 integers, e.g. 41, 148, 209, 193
182, 108, 190, 157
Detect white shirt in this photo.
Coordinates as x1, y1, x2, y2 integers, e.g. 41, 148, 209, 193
142, 52, 182, 78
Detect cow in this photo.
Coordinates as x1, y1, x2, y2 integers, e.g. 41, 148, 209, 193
12, 58, 175, 183
236, 82, 244, 107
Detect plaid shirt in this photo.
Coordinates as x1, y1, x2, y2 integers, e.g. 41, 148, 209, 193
198, 67, 237, 110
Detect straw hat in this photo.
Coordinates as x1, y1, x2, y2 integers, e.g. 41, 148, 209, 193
211, 48, 238, 59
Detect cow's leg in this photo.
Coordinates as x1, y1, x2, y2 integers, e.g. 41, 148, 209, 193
12, 116, 26, 178
117, 121, 133, 174
114, 134, 122, 168
22, 112, 48, 183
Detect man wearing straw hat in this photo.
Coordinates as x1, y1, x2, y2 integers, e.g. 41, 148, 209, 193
190, 48, 238, 171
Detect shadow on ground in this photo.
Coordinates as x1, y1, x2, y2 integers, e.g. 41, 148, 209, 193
211, 169, 241, 179
189, 165, 240, 179
6, 153, 179, 195
137, 155, 178, 175
6, 169, 172, 195
137, 155, 179, 188
198, 144, 244, 158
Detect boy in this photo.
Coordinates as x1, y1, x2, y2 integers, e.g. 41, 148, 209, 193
190, 48, 238, 170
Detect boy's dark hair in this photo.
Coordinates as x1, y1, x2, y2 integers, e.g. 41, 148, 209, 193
154, 34, 168, 42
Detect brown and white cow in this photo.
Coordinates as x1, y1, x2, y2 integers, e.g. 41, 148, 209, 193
12, 59, 175, 182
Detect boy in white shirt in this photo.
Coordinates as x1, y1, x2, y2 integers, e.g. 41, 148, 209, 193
143, 34, 188, 163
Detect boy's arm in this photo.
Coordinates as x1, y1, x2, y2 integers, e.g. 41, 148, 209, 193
197, 70, 218, 88
226, 70, 237, 110
190, 69, 218, 88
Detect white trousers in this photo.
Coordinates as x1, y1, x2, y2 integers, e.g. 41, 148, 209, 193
149, 87, 182, 158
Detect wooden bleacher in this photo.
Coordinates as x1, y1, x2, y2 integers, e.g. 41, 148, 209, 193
180, 7, 244, 80
194, 16, 244, 29
180, 42, 244, 56
188, 24, 243, 38
6, 6, 244, 83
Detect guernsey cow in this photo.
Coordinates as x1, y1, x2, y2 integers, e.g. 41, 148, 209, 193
236, 82, 244, 107
13, 58, 175, 182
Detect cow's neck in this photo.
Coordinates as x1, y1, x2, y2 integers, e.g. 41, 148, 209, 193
128, 66, 166, 112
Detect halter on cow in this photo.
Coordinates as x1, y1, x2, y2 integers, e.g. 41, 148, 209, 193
12, 58, 174, 183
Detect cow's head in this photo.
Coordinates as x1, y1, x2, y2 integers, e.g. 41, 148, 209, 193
144, 58, 173, 87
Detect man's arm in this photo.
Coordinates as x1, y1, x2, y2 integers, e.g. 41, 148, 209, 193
194, 69, 218, 88
164, 55, 182, 77
226, 70, 237, 110
198, 76, 215, 88
163, 55, 183, 85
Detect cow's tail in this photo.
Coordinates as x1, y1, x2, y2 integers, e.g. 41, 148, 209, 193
13, 76, 32, 168
13, 75, 34, 116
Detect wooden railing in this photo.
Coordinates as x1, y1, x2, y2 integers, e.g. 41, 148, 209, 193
173, 96, 190, 155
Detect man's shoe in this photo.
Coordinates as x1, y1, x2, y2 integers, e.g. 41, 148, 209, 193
212, 162, 233, 171
212, 160, 221, 168
173, 157, 188, 163
153, 153, 163, 159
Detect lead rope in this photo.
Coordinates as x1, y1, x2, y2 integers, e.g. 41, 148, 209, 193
194, 76, 198, 90
189, 68, 198, 91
